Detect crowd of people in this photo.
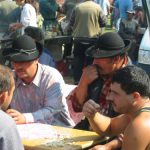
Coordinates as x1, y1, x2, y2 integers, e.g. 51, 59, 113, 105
0, 0, 150, 150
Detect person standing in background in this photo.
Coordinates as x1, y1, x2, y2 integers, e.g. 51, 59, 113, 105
60, 0, 79, 58
39, 0, 60, 32
118, 10, 140, 63
115, 0, 133, 19
68, 0, 107, 84
0, 0, 20, 33
94, 0, 110, 24
9, 0, 38, 35
115, 0, 133, 31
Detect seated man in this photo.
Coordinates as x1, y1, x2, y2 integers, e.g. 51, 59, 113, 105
68, 32, 132, 121
83, 66, 150, 150
67, 32, 132, 149
2, 35, 74, 127
0, 65, 24, 150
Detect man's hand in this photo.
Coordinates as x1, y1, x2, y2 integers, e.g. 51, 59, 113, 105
89, 144, 111, 150
9, 23, 22, 31
89, 136, 123, 150
79, 65, 99, 86
6, 109, 26, 124
82, 99, 100, 118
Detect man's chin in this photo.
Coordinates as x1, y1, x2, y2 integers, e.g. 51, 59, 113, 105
16, 72, 27, 78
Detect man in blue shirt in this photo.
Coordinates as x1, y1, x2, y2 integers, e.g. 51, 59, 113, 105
115, 0, 133, 19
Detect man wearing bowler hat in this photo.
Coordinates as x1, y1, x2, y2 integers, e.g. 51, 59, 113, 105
67, 32, 132, 149
2, 35, 74, 127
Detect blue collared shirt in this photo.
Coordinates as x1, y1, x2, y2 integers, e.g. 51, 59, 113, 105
11, 63, 75, 127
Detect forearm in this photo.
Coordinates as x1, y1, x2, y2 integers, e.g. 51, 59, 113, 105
87, 112, 111, 136
70, 85, 88, 112
75, 81, 89, 106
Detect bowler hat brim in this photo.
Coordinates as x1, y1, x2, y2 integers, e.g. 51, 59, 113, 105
2, 42, 41, 62
86, 39, 131, 58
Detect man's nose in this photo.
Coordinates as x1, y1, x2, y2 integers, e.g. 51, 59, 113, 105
106, 92, 114, 102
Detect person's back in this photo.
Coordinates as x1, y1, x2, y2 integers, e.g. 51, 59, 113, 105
0, 110, 24, 150
72, 1, 105, 37
0, 0, 20, 32
115, 0, 133, 19
39, 0, 59, 29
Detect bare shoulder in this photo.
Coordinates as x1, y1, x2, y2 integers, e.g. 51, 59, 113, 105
122, 112, 150, 150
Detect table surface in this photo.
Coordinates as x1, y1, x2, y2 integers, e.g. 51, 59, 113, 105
19, 124, 105, 150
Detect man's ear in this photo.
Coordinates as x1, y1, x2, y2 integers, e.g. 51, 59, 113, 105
132, 92, 141, 100
0, 92, 7, 106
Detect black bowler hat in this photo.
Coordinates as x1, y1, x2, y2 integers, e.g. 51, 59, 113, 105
2, 35, 41, 62
86, 32, 131, 58
24, 26, 44, 47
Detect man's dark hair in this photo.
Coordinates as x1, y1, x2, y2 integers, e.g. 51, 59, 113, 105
0, 65, 13, 93
112, 66, 150, 98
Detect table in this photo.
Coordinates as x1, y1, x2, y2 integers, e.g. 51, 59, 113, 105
17, 123, 105, 150
44, 35, 72, 61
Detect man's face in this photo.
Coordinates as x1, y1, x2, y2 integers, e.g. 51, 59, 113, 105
12, 60, 38, 83
93, 57, 117, 76
15, 0, 23, 5
1, 77, 15, 111
127, 13, 134, 20
106, 82, 133, 114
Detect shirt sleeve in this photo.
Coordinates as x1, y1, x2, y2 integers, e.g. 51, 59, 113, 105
23, 113, 34, 123
31, 69, 75, 127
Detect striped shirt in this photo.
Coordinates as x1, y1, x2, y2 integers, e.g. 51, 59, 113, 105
10, 63, 75, 127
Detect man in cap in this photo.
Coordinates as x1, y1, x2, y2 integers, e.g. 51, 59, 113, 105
0, 64, 24, 150
118, 10, 140, 63
2, 35, 75, 127
67, 32, 132, 149
83, 66, 150, 150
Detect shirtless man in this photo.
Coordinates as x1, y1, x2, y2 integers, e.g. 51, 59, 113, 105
83, 66, 150, 150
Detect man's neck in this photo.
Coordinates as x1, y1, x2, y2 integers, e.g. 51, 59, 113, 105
129, 98, 150, 118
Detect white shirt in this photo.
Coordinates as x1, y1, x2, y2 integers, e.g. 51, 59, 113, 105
20, 3, 37, 34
